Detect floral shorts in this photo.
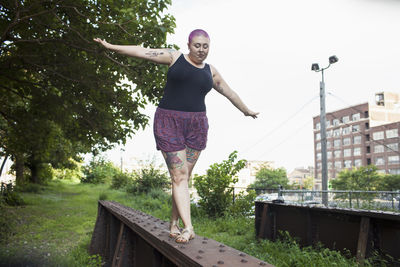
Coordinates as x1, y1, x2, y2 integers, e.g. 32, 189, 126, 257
153, 107, 209, 152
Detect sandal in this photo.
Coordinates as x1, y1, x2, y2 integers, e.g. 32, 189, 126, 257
169, 219, 181, 238
175, 227, 195, 243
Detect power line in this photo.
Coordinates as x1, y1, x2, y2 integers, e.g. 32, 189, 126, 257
256, 119, 312, 159
240, 94, 319, 154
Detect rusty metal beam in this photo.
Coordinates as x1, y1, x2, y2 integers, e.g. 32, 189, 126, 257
91, 200, 274, 267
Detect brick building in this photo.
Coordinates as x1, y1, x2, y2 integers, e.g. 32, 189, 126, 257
313, 92, 400, 188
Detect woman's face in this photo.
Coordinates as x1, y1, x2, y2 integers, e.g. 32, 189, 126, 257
188, 35, 210, 64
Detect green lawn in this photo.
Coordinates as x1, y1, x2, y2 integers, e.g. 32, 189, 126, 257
0, 180, 389, 266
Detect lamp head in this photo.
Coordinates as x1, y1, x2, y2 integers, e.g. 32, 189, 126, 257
311, 63, 320, 71
329, 55, 338, 64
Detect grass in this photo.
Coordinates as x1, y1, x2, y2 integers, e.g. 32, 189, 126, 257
0, 180, 393, 266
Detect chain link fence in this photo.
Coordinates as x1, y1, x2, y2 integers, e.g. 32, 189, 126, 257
233, 187, 400, 212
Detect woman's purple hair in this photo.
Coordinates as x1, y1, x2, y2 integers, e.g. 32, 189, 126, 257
188, 29, 210, 43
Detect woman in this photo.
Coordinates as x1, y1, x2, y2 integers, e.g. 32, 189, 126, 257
93, 29, 259, 243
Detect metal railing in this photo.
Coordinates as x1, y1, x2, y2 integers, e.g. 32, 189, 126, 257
232, 187, 400, 212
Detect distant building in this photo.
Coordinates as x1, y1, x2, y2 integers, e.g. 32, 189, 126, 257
287, 166, 315, 189
313, 92, 400, 187
236, 160, 274, 190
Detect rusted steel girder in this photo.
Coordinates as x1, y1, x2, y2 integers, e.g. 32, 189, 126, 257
90, 200, 273, 267
255, 201, 400, 263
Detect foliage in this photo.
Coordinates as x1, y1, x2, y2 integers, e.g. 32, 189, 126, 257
81, 157, 120, 184
194, 151, 247, 217
378, 174, 400, 191
127, 165, 170, 194
228, 190, 257, 217
110, 171, 132, 189
0, 182, 25, 206
249, 167, 289, 191
0, 0, 176, 184
331, 166, 381, 191
15, 182, 43, 193
302, 176, 315, 190
53, 159, 83, 181
1, 180, 394, 266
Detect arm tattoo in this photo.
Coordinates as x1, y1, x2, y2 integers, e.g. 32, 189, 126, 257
186, 147, 201, 164
165, 152, 184, 169
145, 50, 164, 57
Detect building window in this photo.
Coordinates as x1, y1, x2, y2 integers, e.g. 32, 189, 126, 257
367, 146, 371, 153
342, 116, 350, 124
342, 127, 351, 135
388, 156, 399, 165
352, 125, 360, 132
326, 120, 331, 128
327, 130, 333, 138
334, 139, 341, 147
343, 137, 351, 146
333, 129, 341, 137
367, 158, 371, 165
317, 162, 321, 169
315, 123, 320, 130
364, 111, 369, 118
374, 145, 384, 153
375, 157, 385, 165
334, 161, 342, 169
366, 134, 370, 141
354, 147, 361, 156
333, 119, 340, 126
344, 149, 352, 157
387, 143, 399, 152
365, 122, 370, 129
354, 159, 362, 167
327, 141, 332, 148
344, 160, 352, 168
373, 131, 384, 140
352, 113, 360, 121
334, 150, 341, 158
353, 136, 362, 144
328, 162, 333, 169
316, 142, 321, 150
316, 133, 321, 140
317, 153, 321, 160
327, 151, 332, 159
386, 129, 399, 138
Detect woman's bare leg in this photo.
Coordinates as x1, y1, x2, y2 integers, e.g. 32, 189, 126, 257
162, 149, 193, 231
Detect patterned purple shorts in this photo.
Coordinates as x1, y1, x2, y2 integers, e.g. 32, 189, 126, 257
153, 107, 209, 152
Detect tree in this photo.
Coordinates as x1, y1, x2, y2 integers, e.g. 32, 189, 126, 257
302, 176, 314, 190
331, 166, 381, 191
193, 151, 247, 217
0, 0, 176, 183
249, 167, 289, 191
378, 174, 400, 191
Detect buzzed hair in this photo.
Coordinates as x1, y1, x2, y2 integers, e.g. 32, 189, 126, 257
188, 29, 210, 44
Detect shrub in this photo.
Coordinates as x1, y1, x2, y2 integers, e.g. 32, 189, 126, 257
0, 182, 25, 206
228, 190, 257, 217
127, 165, 170, 194
110, 171, 132, 189
194, 151, 246, 217
81, 157, 120, 184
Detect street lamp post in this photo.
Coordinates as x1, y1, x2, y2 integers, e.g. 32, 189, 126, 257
311, 55, 338, 206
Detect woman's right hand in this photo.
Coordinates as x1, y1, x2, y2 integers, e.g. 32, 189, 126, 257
93, 38, 112, 49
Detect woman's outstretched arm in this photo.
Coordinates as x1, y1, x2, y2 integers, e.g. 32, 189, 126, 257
210, 65, 259, 119
93, 38, 180, 66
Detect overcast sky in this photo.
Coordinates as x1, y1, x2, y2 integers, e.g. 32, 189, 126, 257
106, 0, 400, 175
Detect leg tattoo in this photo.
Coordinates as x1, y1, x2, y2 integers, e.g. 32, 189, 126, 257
165, 152, 184, 169
186, 147, 201, 164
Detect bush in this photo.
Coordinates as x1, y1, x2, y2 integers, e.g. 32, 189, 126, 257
15, 183, 43, 193
127, 165, 170, 194
110, 171, 132, 189
81, 157, 120, 184
194, 151, 246, 218
228, 190, 257, 217
0, 182, 25, 206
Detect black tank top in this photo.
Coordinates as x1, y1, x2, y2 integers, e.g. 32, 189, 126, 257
158, 54, 213, 112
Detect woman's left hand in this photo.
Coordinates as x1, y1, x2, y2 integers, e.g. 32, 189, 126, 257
244, 110, 259, 119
